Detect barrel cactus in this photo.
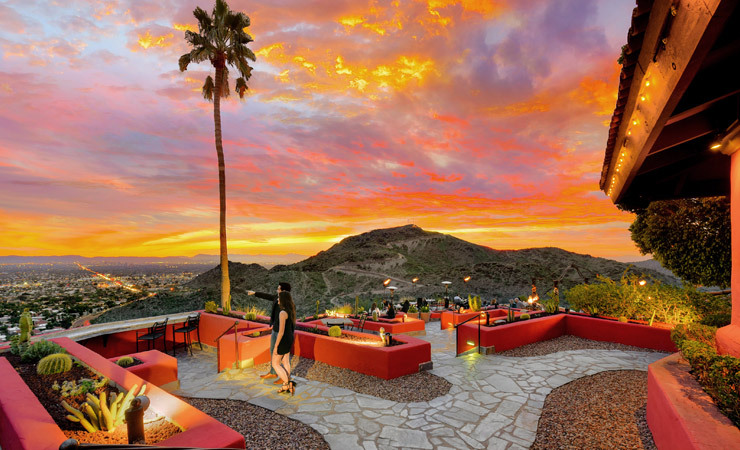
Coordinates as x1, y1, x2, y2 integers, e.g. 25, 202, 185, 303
328, 326, 342, 337
116, 356, 135, 367
619, 316, 628, 323
37, 353, 73, 375
520, 313, 531, 320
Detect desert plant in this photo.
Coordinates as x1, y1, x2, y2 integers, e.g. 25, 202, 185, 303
542, 291, 560, 314
116, 356, 135, 367
618, 316, 628, 322
336, 303, 353, 315
37, 353, 73, 375
420, 305, 430, 313
372, 311, 378, 321
468, 295, 481, 312
10, 309, 34, 356
520, 313, 531, 320
58, 376, 108, 398
328, 326, 342, 337
506, 305, 515, 323
204, 301, 218, 313
251, 331, 260, 337
22, 340, 66, 362
408, 305, 418, 313
63, 383, 147, 433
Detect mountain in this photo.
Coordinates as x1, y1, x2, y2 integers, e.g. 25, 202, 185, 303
626, 258, 678, 278
93, 225, 679, 322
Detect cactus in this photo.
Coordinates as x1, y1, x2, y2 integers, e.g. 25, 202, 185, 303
22, 340, 66, 362
421, 305, 430, 313
648, 310, 656, 327
468, 295, 481, 312
37, 353, 73, 375
245, 312, 257, 320
520, 313, 531, 320
408, 305, 418, 313
328, 326, 342, 337
63, 383, 147, 433
116, 356, 135, 367
11, 309, 34, 356
204, 301, 218, 313
506, 305, 515, 323
316, 300, 320, 318
618, 316, 628, 323
251, 331, 260, 337
372, 311, 378, 321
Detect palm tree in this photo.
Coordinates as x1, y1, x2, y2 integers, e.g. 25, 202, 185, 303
179, 0, 255, 312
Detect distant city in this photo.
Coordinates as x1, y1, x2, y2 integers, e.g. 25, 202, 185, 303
0, 260, 221, 342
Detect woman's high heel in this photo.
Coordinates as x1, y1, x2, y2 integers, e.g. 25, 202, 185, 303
289, 380, 296, 396
277, 382, 290, 394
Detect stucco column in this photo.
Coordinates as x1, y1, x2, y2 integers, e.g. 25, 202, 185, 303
716, 150, 740, 357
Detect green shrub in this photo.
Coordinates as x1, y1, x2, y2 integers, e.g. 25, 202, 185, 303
116, 356, 135, 367
408, 305, 418, 313
565, 273, 703, 325
328, 326, 342, 337
700, 312, 732, 328
204, 301, 218, 313
520, 313, 531, 320
22, 340, 66, 362
336, 304, 353, 315
672, 323, 740, 427
37, 353, 73, 375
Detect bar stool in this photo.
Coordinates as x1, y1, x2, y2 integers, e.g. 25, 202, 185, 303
136, 318, 168, 353
172, 313, 202, 356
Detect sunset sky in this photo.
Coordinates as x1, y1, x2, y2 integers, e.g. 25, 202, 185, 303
0, 0, 647, 261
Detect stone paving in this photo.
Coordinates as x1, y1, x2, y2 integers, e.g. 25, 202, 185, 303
171, 325, 668, 449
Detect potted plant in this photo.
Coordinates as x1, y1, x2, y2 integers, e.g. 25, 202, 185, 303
419, 305, 430, 322
407, 305, 419, 319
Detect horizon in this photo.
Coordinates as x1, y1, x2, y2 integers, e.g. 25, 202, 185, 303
0, 0, 642, 261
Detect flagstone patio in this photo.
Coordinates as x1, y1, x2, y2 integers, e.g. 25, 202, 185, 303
171, 326, 667, 449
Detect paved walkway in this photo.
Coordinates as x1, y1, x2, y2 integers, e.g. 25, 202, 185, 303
171, 326, 667, 450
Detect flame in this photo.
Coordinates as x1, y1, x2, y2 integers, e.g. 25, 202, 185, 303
383, 278, 391, 286
464, 276, 471, 282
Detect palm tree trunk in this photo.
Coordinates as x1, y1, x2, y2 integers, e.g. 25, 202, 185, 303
213, 63, 230, 312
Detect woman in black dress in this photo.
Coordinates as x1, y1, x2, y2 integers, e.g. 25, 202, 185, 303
273, 291, 296, 395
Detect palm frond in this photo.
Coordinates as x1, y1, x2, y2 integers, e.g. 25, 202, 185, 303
235, 77, 248, 99
193, 7, 212, 31
178, 53, 191, 72
190, 47, 212, 64
202, 75, 214, 101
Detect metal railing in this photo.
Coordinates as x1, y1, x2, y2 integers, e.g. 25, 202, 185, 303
214, 321, 240, 372
454, 312, 489, 356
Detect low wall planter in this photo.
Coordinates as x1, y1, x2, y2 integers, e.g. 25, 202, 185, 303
457, 313, 678, 355
647, 353, 740, 450
52, 337, 245, 449
292, 327, 432, 379
0, 357, 68, 450
108, 350, 179, 391
216, 325, 272, 372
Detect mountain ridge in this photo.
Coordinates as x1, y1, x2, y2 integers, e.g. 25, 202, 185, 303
93, 225, 678, 322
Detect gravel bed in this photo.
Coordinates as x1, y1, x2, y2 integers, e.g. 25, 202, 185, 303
531, 370, 657, 450
180, 397, 329, 450
254, 357, 452, 403
497, 335, 664, 357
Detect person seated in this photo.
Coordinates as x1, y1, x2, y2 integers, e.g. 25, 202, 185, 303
385, 301, 396, 319
370, 302, 381, 316
417, 297, 426, 310
401, 299, 411, 313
